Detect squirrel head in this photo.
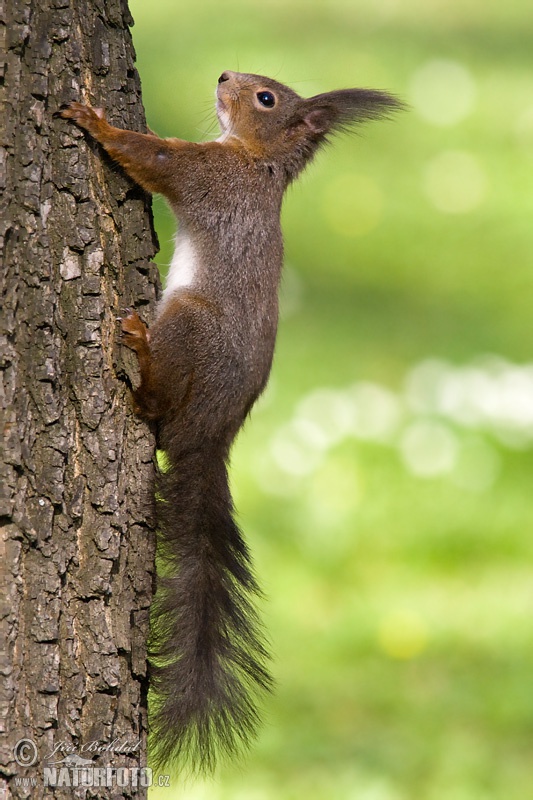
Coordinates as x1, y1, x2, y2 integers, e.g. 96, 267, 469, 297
216, 70, 403, 180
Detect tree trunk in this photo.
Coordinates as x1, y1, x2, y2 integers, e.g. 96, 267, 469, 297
1, 0, 160, 797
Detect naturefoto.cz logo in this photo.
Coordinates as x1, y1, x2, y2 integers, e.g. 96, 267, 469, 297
13, 738, 170, 789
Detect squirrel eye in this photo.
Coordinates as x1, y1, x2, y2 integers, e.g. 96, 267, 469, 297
256, 91, 276, 109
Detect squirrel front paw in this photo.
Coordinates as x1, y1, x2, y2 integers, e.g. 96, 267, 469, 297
59, 101, 108, 136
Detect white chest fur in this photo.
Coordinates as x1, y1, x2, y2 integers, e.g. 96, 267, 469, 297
161, 231, 199, 305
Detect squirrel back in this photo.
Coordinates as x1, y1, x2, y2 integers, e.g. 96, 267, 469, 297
60, 71, 402, 773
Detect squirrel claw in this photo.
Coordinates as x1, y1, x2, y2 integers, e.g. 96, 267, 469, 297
59, 101, 107, 134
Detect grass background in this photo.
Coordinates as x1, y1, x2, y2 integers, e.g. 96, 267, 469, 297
126, 0, 533, 796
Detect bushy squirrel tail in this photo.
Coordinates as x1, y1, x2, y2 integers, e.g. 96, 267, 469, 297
149, 440, 272, 773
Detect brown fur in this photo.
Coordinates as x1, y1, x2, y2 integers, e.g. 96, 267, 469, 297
61, 71, 402, 772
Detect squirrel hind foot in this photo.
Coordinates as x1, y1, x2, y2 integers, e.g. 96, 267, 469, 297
121, 310, 150, 349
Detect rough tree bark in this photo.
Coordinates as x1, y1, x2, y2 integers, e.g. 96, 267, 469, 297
1, 0, 160, 797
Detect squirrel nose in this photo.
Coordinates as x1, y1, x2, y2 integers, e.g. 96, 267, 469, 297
218, 71, 232, 84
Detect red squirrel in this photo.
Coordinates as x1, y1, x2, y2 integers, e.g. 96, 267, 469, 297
61, 71, 401, 772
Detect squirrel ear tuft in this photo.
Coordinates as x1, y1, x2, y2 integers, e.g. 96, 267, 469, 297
300, 89, 404, 139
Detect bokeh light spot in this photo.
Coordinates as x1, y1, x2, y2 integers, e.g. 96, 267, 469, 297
270, 422, 324, 477
296, 387, 357, 446
349, 382, 402, 442
400, 420, 459, 478
410, 59, 477, 127
378, 610, 428, 660
424, 150, 488, 214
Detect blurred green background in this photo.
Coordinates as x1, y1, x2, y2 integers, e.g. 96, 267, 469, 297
127, 0, 533, 797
